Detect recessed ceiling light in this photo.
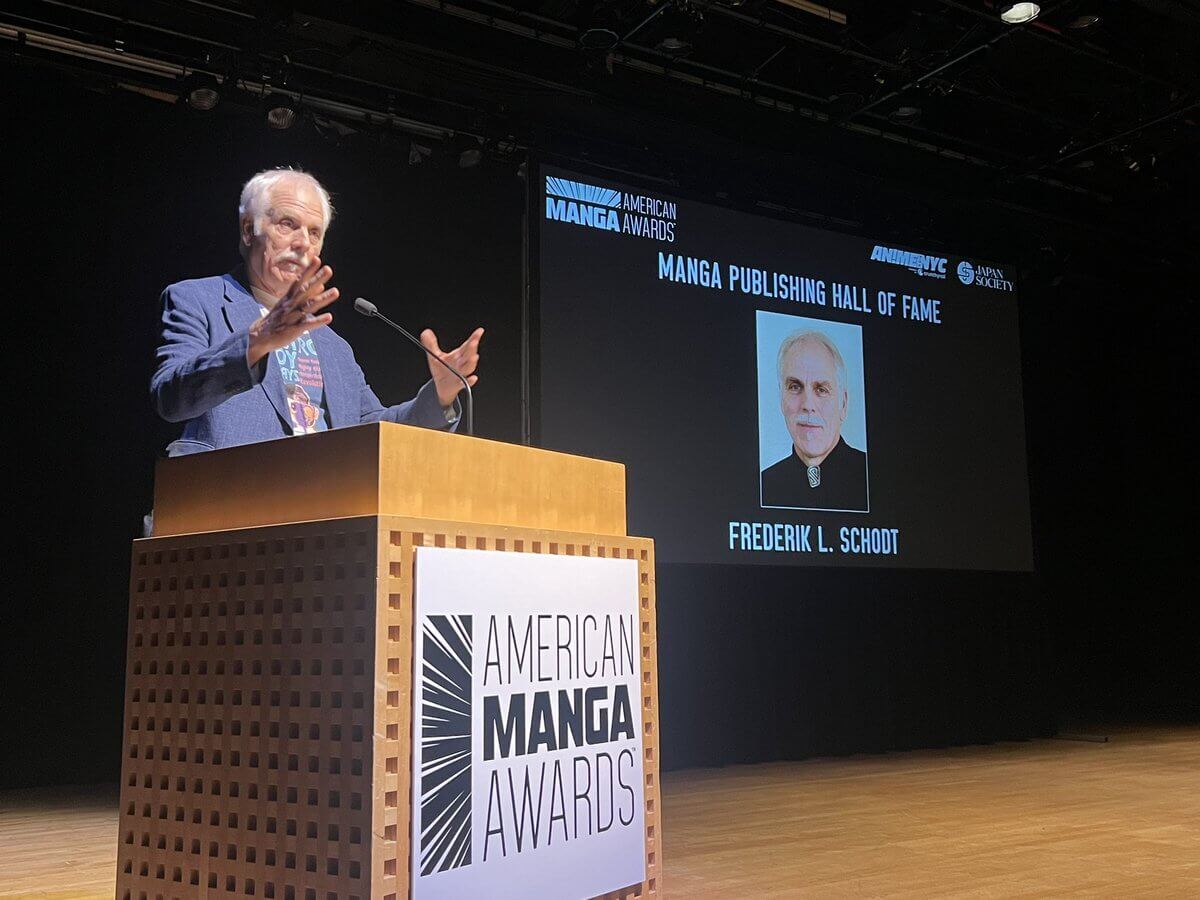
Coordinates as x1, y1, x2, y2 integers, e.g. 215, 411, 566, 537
999, 3, 1040, 25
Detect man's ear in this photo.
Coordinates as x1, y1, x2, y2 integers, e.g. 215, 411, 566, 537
240, 216, 254, 247
840, 389, 849, 422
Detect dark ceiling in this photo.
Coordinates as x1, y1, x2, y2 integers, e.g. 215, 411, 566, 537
3, 0, 1198, 260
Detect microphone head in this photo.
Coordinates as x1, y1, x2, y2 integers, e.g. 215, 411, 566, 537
354, 297, 378, 316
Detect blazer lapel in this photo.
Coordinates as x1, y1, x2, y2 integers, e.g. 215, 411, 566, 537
221, 272, 291, 431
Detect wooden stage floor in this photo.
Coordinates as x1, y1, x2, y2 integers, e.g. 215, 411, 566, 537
2, 725, 1196, 898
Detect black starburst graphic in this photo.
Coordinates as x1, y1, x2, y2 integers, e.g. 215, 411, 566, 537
419, 614, 473, 875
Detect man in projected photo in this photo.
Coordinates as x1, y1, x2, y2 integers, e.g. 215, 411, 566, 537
151, 166, 483, 455
761, 329, 867, 510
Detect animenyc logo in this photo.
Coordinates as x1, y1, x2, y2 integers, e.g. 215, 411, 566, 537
544, 176, 676, 242
869, 244, 947, 279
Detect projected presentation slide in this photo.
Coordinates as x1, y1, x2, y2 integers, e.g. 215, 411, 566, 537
536, 165, 1033, 570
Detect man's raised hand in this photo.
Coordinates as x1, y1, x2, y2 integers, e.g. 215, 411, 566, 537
247, 257, 339, 366
420, 327, 484, 408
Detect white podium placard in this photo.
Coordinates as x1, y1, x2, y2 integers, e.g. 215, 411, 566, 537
411, 547, 646, 900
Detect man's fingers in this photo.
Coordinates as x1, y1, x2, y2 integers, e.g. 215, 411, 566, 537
303, 257, 323, 288
297, 266, 331, 304
304, 287, 339, 314
452, 327, 485, 360
420, 328, 443, 356
467, 375, 479, 387
286, 257, 322, 300
287, 313, 332, 336
462, 330, 484, 351
279, 310, 333, 337
277, 287, 337, 329
285, 260, 330, 305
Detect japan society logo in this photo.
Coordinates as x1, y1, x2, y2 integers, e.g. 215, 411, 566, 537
956, 261, 975, 285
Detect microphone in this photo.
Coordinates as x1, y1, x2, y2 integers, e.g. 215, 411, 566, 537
354, 297, 473, 436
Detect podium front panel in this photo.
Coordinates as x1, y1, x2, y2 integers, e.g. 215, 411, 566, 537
118, 516, 660, 900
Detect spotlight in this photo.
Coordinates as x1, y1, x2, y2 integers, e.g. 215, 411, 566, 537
656, 35, 692, 56
579, 4, 621, 51
889, 105, 922, 124
999, 3, 1040, 24
408, 141, 432, 166
264, 93, 299, 130
445, 134, 483, 169
458, 142, 483, 169
579, 26, 620, 50
183, 72, 220, 111
655, 3, 704, 58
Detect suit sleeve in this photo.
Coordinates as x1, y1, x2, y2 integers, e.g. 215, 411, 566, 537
355, 362, 460, 432
150, 286, 267, 423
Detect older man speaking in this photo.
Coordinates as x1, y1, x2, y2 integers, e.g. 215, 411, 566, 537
761, 329, 867, 511
152, 167, 482, 454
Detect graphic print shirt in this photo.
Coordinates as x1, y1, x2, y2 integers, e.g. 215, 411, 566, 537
253, 291, 329, 435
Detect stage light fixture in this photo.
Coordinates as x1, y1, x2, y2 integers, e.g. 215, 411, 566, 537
999, 3, 1040, 24
579, 4, 622, 51
656, 35, 692, 56
408, 141, 433, 166
444, 133, 484, 169
1068, 14, 1101, 29
579, 26, 620, 50
774, 0, 847, 26
264, 93, 299, 130
654, 2, 704, 58
183, 72, 220, 111
458, 142, 483, 169
889, 105, 922, 124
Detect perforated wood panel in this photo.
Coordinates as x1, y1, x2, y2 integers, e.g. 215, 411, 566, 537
118, 516, 660, 900
118, 522, 378, 900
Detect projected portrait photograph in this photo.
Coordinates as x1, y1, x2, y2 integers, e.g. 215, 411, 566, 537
757, 311, 869, 512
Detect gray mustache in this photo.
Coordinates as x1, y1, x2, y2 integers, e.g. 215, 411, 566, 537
791, 414, 827, 427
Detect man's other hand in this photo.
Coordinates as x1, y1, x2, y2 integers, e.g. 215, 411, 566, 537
420, 327, 484, 408
247, 257, 338, 366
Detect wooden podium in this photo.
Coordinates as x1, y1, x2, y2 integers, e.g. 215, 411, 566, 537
117, 423, 661, 900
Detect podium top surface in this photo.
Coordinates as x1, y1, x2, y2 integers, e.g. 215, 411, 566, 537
152, 423, 627, 537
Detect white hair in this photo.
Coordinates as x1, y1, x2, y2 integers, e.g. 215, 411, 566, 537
238, 167, 334, 240
777, 329, 849, 397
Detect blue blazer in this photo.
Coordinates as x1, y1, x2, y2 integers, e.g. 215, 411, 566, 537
151, 271, 454, 454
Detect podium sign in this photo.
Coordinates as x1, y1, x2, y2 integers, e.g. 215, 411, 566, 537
412, 548, 647, 899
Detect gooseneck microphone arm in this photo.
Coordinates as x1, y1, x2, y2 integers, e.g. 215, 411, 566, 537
354, 297, 473, 437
